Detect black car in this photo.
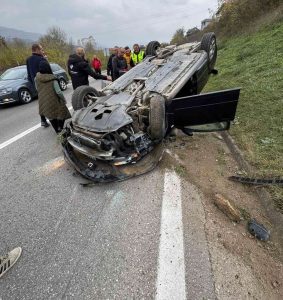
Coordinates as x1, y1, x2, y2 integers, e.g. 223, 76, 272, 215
0, 63, 68, 105
62, 33, 240, 182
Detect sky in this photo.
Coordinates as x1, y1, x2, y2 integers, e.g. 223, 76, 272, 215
0, 0, 219, 48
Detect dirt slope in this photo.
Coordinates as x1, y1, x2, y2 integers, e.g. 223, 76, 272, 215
164, 132, 283, 299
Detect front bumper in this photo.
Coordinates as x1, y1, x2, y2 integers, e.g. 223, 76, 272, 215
0, 94, 17, 104
62, 139, 164, 183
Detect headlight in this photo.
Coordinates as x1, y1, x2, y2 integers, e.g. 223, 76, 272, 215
0, 88, 12, 96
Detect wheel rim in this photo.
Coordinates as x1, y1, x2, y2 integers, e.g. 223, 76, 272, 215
60, 80, 67, 90
82, 93, 96, 107
20, 90, 31, 103
209, 38, 216, 61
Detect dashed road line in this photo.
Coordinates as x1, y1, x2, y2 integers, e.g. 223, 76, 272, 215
156, 170, 186, 300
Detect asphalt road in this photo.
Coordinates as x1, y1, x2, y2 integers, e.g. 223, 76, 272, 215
0, 79, 215, 299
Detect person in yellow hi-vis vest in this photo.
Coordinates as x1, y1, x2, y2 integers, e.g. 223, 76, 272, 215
131, 44, 145, 66
124, 46, 135, 70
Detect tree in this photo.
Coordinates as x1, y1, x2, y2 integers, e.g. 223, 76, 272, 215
84, 40, 95, 53
0, 35, 8, 48
67, 37, 75, 53
170, 28, 187, 45
185, 27, 201, 43
39, 26, 67, 49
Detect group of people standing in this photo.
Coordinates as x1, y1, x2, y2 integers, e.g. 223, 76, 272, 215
107, 44, 145, 81
25, 43, 145, 135
25, 44, 110, 134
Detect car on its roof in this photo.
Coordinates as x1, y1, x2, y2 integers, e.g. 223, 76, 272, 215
62, 32, 240, 183
0, 63, 68, 105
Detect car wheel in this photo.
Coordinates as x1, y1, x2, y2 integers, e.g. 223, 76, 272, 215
149, 94, 166, 141
59, 78, 67, 91
200, 32, 217, 71
72, 85, 100, 110
146, 41, 161, 56
18, 88, 32, 104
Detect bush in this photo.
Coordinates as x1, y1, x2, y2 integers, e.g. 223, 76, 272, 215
0, 27, 109, 74
206, 0, 283, 38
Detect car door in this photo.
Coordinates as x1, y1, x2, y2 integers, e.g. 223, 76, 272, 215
166, 88, 240, 132
23, 70, 37, 96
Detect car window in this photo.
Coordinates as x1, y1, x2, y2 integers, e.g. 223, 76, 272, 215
51, 64, 61, 72
0, 68, 27, 80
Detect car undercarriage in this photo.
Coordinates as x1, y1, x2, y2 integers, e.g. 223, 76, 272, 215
61, 33, 241, 182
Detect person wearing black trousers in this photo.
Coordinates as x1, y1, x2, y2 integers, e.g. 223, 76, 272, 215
26, 44, 50, 127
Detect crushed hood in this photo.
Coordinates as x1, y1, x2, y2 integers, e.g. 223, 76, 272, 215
72, 102, 133, 133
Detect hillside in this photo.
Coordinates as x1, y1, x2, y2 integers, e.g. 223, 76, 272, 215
204, 21, 283, 210
0, 25, 41, 42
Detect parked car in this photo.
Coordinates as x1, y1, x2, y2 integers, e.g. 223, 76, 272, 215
50, 63, 69, 91
62, 32, 240, 183
0, 63, 68, 105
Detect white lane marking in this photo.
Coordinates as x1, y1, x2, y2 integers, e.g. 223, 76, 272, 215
156, 170, 186, 300
0, 123, 41, 150
0, 106, 73, 151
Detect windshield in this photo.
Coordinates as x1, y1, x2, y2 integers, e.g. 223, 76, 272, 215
0, 68, 27, 80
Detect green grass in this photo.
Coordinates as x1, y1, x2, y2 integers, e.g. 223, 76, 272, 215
174, 165, 186, 177
204, 21, 283, 210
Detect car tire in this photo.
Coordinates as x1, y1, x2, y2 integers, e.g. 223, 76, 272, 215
18, 88, 32, 104
149, 94, 166, 141
146, 41, 161, 56
59, 78, 67, 91
200, 32, 217, 71
72, 85, 100, 111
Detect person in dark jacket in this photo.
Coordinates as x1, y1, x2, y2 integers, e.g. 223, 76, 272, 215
67, 47, 111, 90
112, 48, 128, 81
26, 43, 49, 127
107, 46, 118, 77
35, 61, 71, 133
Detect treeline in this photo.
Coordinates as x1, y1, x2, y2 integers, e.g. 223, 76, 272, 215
208, 0, 282, 37
170, 0, 283, 44
0, 26, 107, 73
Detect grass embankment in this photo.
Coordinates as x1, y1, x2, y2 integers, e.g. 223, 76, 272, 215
204, 21, 283, 211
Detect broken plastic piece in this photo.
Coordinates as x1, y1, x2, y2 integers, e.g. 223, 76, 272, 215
247, 219, 270, 241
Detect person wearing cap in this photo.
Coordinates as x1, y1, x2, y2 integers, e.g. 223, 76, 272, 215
67, 47, 111, 90
131, 44, 145, 66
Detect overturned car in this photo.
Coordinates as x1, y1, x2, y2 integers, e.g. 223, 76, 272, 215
62, 33, 240, 182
